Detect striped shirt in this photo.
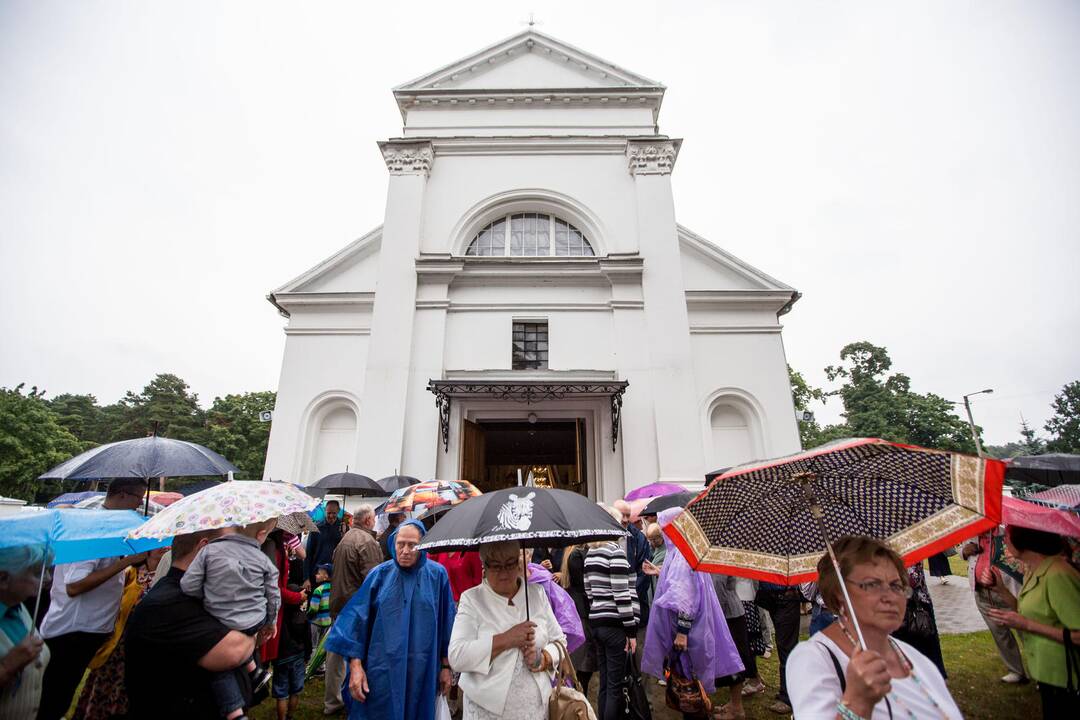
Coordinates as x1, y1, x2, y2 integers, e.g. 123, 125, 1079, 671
308, 582, 332, 627
584, 542, 640, 635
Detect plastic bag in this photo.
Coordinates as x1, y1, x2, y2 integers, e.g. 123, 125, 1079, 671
435, 694, 452, 720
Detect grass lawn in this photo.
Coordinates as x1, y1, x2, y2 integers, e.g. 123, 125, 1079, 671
249, 631, 1037, 720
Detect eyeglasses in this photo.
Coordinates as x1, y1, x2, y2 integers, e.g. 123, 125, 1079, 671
483, 560, 520, 574
848, 578, 913, 598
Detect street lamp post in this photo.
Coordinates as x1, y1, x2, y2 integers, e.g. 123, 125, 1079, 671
962, 389, 994, 458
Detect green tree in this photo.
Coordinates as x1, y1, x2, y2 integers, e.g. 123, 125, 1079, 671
820, 341, 979, 453
47, 393, 108, 446
115, 373, 206, 442
0, 385, 83, 500
789, 365, 825, 448
203, 391, 276, 480
1045, 380, 1080, 453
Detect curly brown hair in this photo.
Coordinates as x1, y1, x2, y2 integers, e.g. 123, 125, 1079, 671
817, 535, 906, 614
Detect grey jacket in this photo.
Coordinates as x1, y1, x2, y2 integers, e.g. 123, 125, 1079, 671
180, 534, 280, 631
710, 573, 745, 620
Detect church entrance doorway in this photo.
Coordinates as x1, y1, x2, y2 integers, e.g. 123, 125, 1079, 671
460, 418, 588, 496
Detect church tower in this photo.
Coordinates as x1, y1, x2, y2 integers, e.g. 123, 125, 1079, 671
265, 31, 801, 499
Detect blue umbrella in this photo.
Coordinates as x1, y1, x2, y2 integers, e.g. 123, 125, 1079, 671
46, 490, 105, 508
0, 509, 171, 565
0, 508, 172, 621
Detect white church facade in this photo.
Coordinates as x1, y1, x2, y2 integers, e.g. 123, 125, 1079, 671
263, 30, 802, 500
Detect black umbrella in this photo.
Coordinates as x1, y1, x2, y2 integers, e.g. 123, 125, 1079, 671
641, 491, 696, 517
39, 436, 238, 481
178, 479, 224, 496
417, 487, 625, 618
378, 475, 421, 493
704, 466, 732, 484
311, 471, 387, 497
39, 436, 240, 515
1005, 454, 1080, 487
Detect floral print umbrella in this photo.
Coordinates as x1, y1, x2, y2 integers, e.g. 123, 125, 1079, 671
128, 480, 320, 539
382, 479, 481, 515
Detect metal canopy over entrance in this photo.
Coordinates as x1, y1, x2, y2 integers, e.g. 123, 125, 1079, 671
427, 379, 629, 453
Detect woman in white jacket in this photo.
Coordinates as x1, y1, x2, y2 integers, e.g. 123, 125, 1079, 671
449, 541, 567, 720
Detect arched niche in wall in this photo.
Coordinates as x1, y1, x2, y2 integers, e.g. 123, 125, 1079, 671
702, 390, 766, 472
298, 393, 360, 484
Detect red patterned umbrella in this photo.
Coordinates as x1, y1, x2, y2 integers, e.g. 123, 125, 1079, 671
667, 438, 1003, 585
666, 438, 1003, 646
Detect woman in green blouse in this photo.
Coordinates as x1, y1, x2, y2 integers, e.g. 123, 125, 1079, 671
987, 525, 1080, 719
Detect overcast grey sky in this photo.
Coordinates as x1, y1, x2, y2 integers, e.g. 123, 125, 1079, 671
1, 0, 1077, 445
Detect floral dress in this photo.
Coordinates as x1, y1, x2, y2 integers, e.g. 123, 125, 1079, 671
72, 566, 155, 720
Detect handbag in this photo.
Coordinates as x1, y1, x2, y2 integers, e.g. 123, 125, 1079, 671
620, 652, 653, 720
901, 596, 935, 638
663, 651, 712, 714
1065, 627, 1080, 697
548, 641, 597, 720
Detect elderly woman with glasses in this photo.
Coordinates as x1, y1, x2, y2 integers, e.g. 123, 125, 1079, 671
0, 545, 52, 718
786, 536, 962, 720
449, 541, 567, 720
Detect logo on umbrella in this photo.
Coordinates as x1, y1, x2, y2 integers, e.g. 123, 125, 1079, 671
494, 492, 535, 531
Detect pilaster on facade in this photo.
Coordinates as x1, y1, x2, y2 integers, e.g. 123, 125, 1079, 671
626, 138, 681, 176
379, 140, 435, 176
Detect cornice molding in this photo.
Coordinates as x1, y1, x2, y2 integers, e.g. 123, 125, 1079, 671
626, 139, 681, 175
689, 325, 783, 335
284, 327, 371, 336
378, 140, 434, 176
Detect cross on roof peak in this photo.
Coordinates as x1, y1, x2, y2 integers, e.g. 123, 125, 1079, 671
521, 12, 542, 29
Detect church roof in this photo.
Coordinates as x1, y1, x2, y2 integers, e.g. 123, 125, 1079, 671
392, 30, 666, 123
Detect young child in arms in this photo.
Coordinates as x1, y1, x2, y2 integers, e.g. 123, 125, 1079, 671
180, 518, 281, 720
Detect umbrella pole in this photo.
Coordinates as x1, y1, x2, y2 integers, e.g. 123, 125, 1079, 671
522, 547, 530, 620
31, 547, 48, 628
143, 479, 151, 517
800, 475, 867, 649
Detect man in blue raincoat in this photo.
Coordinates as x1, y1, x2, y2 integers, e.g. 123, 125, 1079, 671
325, 519, 456, 720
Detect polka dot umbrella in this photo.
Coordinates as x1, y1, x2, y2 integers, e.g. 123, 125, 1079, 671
665, 438, 1004, 646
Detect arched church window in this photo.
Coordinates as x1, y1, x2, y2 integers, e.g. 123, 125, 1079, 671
465, 213, 595, 257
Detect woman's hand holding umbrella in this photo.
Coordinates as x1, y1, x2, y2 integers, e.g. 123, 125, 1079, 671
842, 648, 894, 718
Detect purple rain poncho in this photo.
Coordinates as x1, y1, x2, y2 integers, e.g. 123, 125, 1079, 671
528, 562, 585, 652
641, 508, 743, 692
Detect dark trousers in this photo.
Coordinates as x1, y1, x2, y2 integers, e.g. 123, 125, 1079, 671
1039, 682, 1074, 720
763, 592, 801, 705
594, 625, 629, 720
39, 631, 111, 720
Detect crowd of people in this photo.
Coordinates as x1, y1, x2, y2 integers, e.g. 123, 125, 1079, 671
1, 479, 1079, 719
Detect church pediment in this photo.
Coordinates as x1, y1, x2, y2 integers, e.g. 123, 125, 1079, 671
678, 224, 799, 301
394, 30, 662, 93
270, 226, 382, 304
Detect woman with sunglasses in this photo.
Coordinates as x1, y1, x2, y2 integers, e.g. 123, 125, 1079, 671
786, 536, 962, 719
449, 541, 567, 720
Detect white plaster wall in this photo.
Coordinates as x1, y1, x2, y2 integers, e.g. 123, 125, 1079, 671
263, 331, 369, 483
690, 330, 801, 468
421, 153, 639, 255
443, 310, 616, 372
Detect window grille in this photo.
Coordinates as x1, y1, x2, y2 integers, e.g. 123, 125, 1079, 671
512, 321, 548, 370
